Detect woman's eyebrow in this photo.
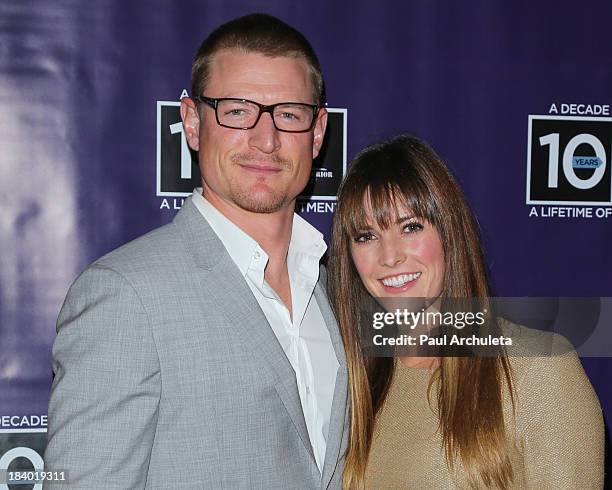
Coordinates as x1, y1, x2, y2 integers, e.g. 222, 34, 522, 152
396, 215, 416, 224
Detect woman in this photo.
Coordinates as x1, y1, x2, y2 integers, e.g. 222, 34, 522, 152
328, 134, 604, 489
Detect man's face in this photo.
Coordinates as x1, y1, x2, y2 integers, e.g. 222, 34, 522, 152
181, 49, 327, 214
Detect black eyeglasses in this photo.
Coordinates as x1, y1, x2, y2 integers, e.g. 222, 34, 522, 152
194, 95, 319, 133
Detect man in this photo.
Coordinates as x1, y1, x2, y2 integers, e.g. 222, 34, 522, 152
44, 13, 347, 489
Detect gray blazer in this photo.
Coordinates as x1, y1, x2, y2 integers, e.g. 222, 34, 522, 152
44, 197, 348, 489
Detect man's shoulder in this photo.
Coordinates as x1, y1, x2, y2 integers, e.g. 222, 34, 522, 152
88, 198, 216, 278
93, 221, 183, 274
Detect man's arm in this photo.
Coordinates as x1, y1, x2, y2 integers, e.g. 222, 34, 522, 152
44, 265, 161, 489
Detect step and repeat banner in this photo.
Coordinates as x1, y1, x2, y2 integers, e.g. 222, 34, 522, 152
1, 0, 611, 482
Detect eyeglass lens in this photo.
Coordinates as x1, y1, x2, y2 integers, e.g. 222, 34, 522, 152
216, 99, 314, 131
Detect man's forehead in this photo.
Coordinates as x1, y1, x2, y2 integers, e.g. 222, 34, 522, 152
209, 49, 309, 76
205, 49, 312, 99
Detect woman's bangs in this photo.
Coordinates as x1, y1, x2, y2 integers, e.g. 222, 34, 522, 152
341, 179, 435, 237
367, 183, 412, 230
340, 180, 373, 237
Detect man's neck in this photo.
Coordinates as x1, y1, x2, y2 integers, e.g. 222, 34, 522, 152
202, 187, 294, 268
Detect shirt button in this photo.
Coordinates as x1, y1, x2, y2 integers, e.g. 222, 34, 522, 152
253, 251, 260, 260
306, 386, 311, 395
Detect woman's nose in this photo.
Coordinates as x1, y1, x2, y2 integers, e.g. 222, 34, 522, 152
379, 238, 406, 268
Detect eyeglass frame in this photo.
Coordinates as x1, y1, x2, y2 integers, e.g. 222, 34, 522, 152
193, 95, 320, 133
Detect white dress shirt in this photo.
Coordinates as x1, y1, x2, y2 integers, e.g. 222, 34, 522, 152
191, 189, 339, 472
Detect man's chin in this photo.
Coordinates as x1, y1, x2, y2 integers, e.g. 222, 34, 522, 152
230, 189, 293, 214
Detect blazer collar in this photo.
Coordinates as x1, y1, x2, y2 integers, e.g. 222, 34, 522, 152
172, 196, 227, 271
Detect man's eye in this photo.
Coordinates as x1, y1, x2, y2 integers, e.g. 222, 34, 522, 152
403, 221, 424, 234
354, 232, 376, 243
279, 111, 299, 121
225, 108, 247, 116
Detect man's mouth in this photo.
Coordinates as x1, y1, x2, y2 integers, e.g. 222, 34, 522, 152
379, 272, 421, 288
232, 153, 290, 175
239, 163, 283, 175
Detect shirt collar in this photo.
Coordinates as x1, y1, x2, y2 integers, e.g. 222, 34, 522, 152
289, 212, 327, 282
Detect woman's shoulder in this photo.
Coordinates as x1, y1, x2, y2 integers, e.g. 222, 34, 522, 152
497, 318, 574, 358
498, 319, 602, 428
497, 321, 605, 487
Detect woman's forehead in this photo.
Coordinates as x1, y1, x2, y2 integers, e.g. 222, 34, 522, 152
361, 192, 413, 220
354, 194, 416, 231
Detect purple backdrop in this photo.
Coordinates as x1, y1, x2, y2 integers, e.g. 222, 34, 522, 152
1, 0, 610, 478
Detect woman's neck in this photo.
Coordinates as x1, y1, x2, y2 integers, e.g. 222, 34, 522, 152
398, 356, 440, 370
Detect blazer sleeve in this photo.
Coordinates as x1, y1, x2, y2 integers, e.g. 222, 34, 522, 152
44, 265, 161, 489
516, 337, 604, 489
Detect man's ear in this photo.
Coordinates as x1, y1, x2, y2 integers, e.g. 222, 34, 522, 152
312, 107, 328, 159
180, 97, 200, 151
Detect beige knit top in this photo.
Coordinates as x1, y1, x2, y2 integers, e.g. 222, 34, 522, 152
364, 331, 604, 489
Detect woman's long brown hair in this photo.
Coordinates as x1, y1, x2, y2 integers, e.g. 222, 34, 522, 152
327, 135, 514, 489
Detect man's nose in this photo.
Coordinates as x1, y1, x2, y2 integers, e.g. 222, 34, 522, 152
248, 112, 281, 154
379, 238, 406, 268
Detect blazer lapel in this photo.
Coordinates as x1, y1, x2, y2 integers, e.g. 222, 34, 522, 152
314, 281, 346, 368
314, 282, 348, 488
173, 198, 316, 464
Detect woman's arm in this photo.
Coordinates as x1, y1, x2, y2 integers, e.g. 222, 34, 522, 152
516, 337, 604, 489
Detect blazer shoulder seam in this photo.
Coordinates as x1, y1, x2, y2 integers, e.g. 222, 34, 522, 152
87, 263, 163, 385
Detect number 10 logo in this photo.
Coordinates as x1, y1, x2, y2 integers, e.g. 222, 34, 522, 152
526, 115, 612, 205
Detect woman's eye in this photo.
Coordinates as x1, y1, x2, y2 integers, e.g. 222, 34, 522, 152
354, 232, 376, 243
403, 221, 424, 234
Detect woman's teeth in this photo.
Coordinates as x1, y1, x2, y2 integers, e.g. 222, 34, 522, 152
381, 272, 421, 288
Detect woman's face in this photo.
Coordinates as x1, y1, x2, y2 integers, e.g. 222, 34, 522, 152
349, 198, 445, 299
